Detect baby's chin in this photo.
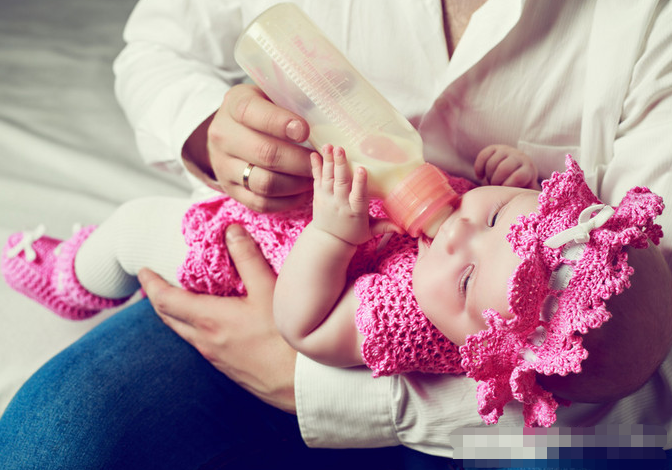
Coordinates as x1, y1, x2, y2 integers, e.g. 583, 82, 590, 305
423, 309, 485, 347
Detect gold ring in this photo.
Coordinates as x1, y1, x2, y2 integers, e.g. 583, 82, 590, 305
242, 163, 255, 191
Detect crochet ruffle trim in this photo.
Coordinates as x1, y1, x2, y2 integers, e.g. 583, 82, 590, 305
459, 156, 664, 427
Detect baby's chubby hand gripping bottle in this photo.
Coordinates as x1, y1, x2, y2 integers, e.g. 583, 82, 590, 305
234, 3, 458, 237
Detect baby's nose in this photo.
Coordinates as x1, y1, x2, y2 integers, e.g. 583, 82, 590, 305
444, 217, 473, 254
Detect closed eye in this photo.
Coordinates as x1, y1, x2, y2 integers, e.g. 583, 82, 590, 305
488, 200, 506, 227
459, 264, 474, 297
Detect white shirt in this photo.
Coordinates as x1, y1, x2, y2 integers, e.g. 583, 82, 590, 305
114, 0, 672, 457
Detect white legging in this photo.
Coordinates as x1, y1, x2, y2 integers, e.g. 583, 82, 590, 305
74, 196, 192, 299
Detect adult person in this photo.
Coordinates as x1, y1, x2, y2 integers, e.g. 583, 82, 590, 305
1, 1, 671, 469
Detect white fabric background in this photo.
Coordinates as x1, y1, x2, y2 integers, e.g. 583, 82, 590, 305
0, 0, 191, 413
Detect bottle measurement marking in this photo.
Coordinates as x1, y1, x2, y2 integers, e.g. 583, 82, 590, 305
254, 30, 371, 148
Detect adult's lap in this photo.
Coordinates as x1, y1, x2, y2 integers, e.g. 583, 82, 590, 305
0, 299, 302, 469
0, 298, 428, 470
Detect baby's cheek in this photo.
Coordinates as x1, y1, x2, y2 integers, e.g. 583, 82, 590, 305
475, 311, 491, 334
410, 275, 431, 315
412, 277, 442, 323
410, 259, 429, 302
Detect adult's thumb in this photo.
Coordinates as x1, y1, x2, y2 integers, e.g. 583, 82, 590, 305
225, 224, 276, 295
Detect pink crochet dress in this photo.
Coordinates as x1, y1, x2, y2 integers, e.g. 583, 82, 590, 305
178, 176, 475, 377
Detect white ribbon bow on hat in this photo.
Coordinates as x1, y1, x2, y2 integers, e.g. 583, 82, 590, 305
544, 204, 615, 249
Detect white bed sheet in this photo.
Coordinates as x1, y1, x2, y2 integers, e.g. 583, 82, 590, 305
0, 0, 191, 413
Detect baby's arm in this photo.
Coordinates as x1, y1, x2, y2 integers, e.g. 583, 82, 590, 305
474, 144, 541, 190
274, 145, 397, 367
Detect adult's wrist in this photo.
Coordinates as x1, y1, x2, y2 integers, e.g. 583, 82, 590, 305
295, 354, 398, 448
181, 113, 220, 189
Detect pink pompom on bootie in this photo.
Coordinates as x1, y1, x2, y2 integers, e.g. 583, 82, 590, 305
1, 225, 128, 320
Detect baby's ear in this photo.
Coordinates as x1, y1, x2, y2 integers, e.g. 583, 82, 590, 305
539, 244, 672, 403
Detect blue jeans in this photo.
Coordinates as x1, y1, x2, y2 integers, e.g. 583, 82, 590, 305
0, 298, 455, 470
1, 299, 668, 470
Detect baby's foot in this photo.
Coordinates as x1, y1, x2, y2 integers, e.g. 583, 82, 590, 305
1, 225, 128, 320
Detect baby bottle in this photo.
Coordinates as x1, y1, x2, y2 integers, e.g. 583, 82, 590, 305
234, 3, 458, 237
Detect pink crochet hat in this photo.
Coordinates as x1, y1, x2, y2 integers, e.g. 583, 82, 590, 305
459, 155, 664, 427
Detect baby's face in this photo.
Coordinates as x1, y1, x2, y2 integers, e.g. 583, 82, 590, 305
412, 185, 540, 345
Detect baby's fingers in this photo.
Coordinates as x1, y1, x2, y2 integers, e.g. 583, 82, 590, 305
332, 146, 352, 200
477, 148, 508, 184
474, 145, 497, 179
488, 157, 522, 186
320, 144, 335, 191
502, 164, 539, 189
349, 166, 369, 214
310, 152, 323, 187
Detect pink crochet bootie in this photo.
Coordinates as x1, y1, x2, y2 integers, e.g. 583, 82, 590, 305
1, 225, 128, 320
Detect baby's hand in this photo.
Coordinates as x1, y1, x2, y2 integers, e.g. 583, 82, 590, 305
474, 144, 540, 190
311, 145, 399, 246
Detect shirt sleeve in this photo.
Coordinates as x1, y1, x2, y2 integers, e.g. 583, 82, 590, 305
113, 0, 246, 174
294, 354, 400, 450
600, 0, 672, 264
294, 354, 520, 457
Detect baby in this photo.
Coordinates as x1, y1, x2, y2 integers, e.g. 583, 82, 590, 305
2, 145, 669, 426
274, 146, 670, 426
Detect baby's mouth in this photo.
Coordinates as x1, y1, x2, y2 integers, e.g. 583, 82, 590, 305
420, 234, 433, 248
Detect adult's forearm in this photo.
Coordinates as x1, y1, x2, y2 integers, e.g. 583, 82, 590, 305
181, 112, 221, 188
113, 0, 246, 170
295, 355, 497, 457
295, 355, 400, 449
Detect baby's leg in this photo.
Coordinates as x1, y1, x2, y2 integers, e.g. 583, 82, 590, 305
75, 196, 191, 299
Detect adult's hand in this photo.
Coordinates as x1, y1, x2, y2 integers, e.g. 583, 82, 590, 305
182, 84, 314, 213
138, 224, 298, 414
